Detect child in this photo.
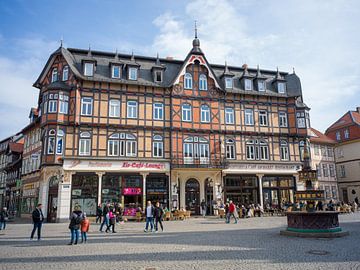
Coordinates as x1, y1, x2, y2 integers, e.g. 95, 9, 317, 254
80, 213, 90, 243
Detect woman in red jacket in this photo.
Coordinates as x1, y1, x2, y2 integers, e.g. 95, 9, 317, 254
81, 213, 90, 243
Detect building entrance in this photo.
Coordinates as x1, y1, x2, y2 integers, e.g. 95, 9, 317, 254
185, 178, 200, 215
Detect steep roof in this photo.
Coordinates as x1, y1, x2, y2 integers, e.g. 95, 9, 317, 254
309, 128, 336, 145
326, 110, 360, 133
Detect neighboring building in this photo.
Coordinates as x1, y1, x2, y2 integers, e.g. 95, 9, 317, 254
20, 108, 42, 219
326, 107, 360, 203
0, 136, 12, 208
29, 33, 309, 221
308, 128, 338, 201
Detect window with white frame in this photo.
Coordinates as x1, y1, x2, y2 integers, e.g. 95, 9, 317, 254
59, 95, 69, 114
322, 164, 329, 177
47, 129, 56, 154
321, 146, 327, 157
56, 130, 64, 155
182, 103, 192, 122
329, 164, 335, 177
81, 97, 93, 116
339, 165, 346, 178
327, 147, 333, 157
109, 99, 120, 117
126, 134, 137, 156
51, 68, 58, 82
183, 136, 209, 164
314, 144, 320, 156
258, 80, 266, 91
200, 105, 210, 123
296, 112, 306, 128
62, 66, 69, 81
153, 135, 163, 157
112, 65, 121, 79
279, 111, 288, 127
344, 129, 349, 139
259, 110, 268, 126
336, 131, 341, 141
280, 140, 289, 160
79, 132, 91, 156
153, 103, 164, 120
108, 133, 119, 156
127, 100, 138, 118
48, 100, 57, 113
225, 77, 233, 89
225, 139, 235, 159
316, 164, 321, 177
107, 133, 137, 157
129, 67, 138, 80
244, 79, 252, 90
225, 108, 234, 124
331, 186, 337, 199
299, 141, 305, 161
84, 63, 94, 76
184, 73, 193, 89
278, 82, 286, 93
246, 139, 269, 160
244, 109, 254, 125
199, 74, 207, 90
154, 71, 162, 82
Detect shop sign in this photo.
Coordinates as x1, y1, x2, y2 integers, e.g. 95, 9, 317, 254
72, 189, 82, 196
123, 187, 142, 195
62, 185, 70, 189
226, 163, 301, 173
295, 190, 325, 201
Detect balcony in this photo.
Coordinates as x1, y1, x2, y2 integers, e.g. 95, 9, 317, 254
171, 156, 228, 169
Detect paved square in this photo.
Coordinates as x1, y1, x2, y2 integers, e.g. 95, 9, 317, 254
0, 213, 359, 270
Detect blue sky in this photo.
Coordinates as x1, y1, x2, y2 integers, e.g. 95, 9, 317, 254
0, 0, 359, 139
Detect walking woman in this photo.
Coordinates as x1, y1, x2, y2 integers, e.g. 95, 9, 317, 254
154, 202, 164, 232
68, 206, 84, 245
105, 207, 116, 233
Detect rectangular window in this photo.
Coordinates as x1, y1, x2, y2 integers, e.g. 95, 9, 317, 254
48, 100, 57, 113
108, 140, 119, 156
278, 82, 286, 93
259, 110, 268, 126
127, 101, 138, 118
331, 186, 337, 199
84, 63, 94, 76
340, 165, 346, 178
112, 66, 121, 78
226, 144, 235, 159
59, 100, 68, 114
336, 131, 341, 141
244, 79, 252, 90
225, 78, 233, 89
62, 66, 69, 81
153, 141, 163, 157
314, 145, 320, 156
327, 147, 333, 157
245, 109, 254, 125
322, 164, 329, 177
225, 108, 234, 124
155, 71, 162, 82
329, 164, 335, 177
126, 141, 136, 156
297, 117, 306, 128
56, 137, 63, 155
246, 145, 255, 160
47, 137, 55, 154
316, 164, 321, 177
109, 100, 120, 117
279, 112, 288, 127
321, 146, 327, 157
258, 81, 265, 92
280, 146, 289, 160
182, 105, 192, 122
153, 103, 164, 120
79, 139, 91, 156
183, 143, 193, 164
129, 67, 138, 80
344, 129, 349, 139
81, 97, 93, 116
260, 145, 269, 160
325, 186, 331, 199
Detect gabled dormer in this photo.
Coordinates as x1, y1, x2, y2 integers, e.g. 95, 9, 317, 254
151, 53, 166, 83
221, 62, 235, 89
273, 67, 287, 94
126, 52, 140, 81
109, 50, 123, 79
82, 47, 97, 77
254, 65, 267, 92
240, 64, 255, 91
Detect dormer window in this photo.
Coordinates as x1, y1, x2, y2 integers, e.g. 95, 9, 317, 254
278, 82, 286, 93
244, 79, 252, 90
129, 67, 138, 80
258, 81, 266, 92
155, 70, 162, 82
199, 74, 207, 91
184, 73, 193, 89
112, 65, 121, 79
62, 66, 69, 81
84, 62, 94, 76
225, 77, 233, 89
51, 68, 58, 82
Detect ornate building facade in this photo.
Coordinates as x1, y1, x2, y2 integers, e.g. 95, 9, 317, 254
31, 35, 309, 221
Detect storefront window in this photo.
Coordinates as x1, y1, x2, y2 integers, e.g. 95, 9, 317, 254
71, 174, 98, 216
146, 174, 169, 208
224, 175, 258, 205
263, 176, 295, 209
102, 174, 122, 204
123, 175, 143, 216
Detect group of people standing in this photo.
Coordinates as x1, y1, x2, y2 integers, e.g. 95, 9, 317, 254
98, 202, 123, 233
144, 201, 164, 233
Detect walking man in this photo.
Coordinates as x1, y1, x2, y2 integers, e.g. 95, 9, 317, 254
154, 202, 164, 232
228, 200, 238, 224
0, 207, 9, 230
99, 202, 110, 232
144, 201, 154, 232
30, 203, 44, 241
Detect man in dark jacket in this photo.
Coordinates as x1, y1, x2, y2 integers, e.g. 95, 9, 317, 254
30, 204, 44, 241
154, 202, 164, 232
99, 202, 110, 232
68, 206, 84, 245
0, 207, 9, 230
96, 204, 102, 223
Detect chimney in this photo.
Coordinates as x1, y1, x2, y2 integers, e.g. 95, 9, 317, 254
166, 56, 174, 60
357, 107, 360, 113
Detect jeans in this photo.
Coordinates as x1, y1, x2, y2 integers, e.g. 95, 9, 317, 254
81, 232, 87, 242
96, 215, 102, 223
0, 221, 6, 230
145, 217, 154, 231
99, 216, 109, 231
30, 222, 42, 240
155, 218, 163, 231
70, 229, 79, 244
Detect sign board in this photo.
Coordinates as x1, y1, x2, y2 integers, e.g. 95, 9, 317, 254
298, 170, 317, 182
224, 163, 301, 174
295, 190, 325, 201
123, 187, 142, 195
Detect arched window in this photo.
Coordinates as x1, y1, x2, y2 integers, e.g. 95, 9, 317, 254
280, 140, 289, 160
246, 139, 269, 160
62, 66, 69, 81
183, 136, 209, 164
79, 132, 91, 156
225, 139, 235, 159
153, 135, 163, 158
299, 140, 306, 161
200, 105, 210, 123
199, 74, 207, 90
107, 133, 137, 157
182, 103, 192, 122
51, 68, 58, 82
184, 73, 193, 89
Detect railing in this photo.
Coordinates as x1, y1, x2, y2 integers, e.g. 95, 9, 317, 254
171, 156, 229, 169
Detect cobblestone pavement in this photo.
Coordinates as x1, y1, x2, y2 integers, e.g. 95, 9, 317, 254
0, 213, 360, 270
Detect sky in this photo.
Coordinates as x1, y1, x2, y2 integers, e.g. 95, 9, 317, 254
0, 0, 359, 139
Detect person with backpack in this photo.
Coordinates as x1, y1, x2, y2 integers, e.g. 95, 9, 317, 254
30, 204, 44, 241
68, 205, 84, 245
80, 213, 90, 243
144, 201, 154, 232
154, 202, 164, 232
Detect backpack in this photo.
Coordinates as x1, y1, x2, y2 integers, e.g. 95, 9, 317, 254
74, 214, 83, 225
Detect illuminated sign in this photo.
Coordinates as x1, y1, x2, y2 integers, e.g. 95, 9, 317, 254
123, 187, 142, 195
295, 190, 325, 201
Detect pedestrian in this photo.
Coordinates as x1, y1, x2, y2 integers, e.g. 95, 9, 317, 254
0, 207, 9, 230
68, 205, 84, 245
201, 199, 206, 218
96, 204, 102, 223
225, 203, 230, 223
144, 201, 154, 232
316, 201, 324, 211
80, 213, 90, 243
228, 200, 238, 224
30, 203, 44, 241
115, 203, 123, 223
99, 202, 110, 232
105, 207, 116, 233
154, 202, 164, 232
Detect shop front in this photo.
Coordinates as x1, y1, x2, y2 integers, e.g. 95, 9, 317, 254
262, 175, 295, 208
223, 175, 259, 206
21, 182, 39, 218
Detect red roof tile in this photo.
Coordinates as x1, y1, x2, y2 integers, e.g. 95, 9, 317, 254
309, 128, 336, 145
9, 142, 23, 153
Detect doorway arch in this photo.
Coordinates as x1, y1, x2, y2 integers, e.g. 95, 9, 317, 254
47, 176, 59, 222
185, 178, 200, 215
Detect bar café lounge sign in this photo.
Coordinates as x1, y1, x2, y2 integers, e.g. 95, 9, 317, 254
63, 159, 170, 172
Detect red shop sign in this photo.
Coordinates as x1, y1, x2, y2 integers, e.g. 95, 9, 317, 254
123, 187, 142, 195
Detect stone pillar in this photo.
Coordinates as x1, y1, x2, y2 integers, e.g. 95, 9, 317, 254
257, 174, 264, 207
38, 180, 49, 219
57, 171, 74, 222
180, 176, 185, 210
141, 172, 148, 210
96, 172, 105, 206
